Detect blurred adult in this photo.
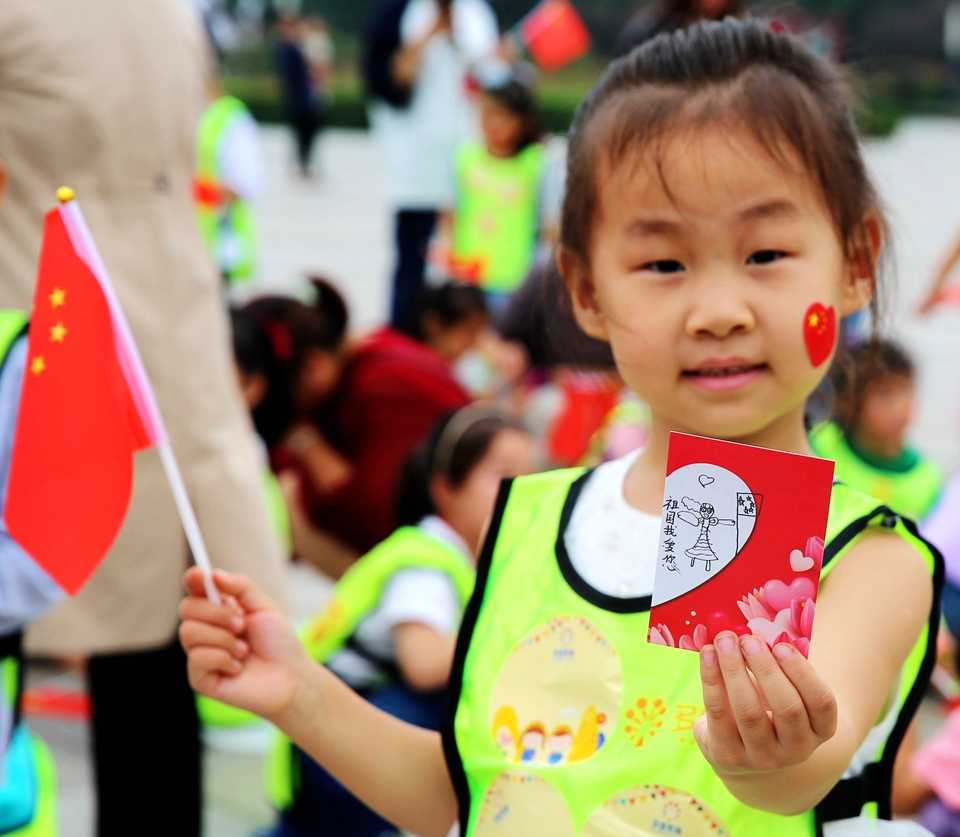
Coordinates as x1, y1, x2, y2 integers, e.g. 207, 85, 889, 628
301, 17, 336, 106
275, 13, 322, 177
364, 0, 501, 329
244, 280, 471, 577
0, 2, 288, 835
617, 0, 744, 54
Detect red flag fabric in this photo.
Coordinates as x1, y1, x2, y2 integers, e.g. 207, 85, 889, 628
519, 0, 592, 71
5, 209, 153, 594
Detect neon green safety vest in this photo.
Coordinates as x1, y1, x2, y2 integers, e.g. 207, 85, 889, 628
267, 524, 477, 810
444, 469, 942, 837
0, 311, 57, 837
452, 141, 545, 294
195, 95, 258, 284
811, 422, 943, 522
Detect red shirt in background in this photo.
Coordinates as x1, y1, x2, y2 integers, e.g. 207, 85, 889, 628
275, 328, 470, 554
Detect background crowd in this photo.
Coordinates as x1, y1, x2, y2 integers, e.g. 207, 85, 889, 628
3, 0, 960, 836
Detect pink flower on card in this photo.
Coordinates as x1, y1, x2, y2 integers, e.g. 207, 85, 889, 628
649, 624, 676, 647
678, 623, 710, 651
746, 586, 816, 657
737, 589, 777, 622
649, 622, 710, 651
805, 536, 824, 564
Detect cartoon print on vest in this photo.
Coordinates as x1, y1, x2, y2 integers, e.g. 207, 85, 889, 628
474, 771, 575, 837
581, 785, 729, 836
489, 615, 622, 767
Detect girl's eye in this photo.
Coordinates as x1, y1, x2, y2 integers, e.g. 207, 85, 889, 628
746, 250, 788, 266
642, 260, 685, 274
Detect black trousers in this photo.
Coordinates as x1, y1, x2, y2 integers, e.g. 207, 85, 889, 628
89, 639, 201, 837
289, 108, 320, 171
390, 209, 438, 330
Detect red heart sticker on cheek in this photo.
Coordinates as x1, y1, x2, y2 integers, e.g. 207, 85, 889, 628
803, 303, 836, 367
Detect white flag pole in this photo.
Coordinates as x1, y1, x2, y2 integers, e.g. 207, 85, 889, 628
57, 188, 221, 605
158, 442, 222, 605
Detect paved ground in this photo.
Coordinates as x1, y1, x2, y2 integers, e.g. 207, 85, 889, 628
25, 119, 960, 835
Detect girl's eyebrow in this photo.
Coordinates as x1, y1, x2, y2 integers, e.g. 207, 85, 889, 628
624, 200, 800, 238
739, 199, 800, 222
624, 217, 683, 237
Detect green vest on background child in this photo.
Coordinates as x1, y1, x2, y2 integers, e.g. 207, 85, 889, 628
267, 525, 476, 811
810, 421, 943, 522
195, 95, 259, 285
451, 141, 545, 295
444, 470, 941, 837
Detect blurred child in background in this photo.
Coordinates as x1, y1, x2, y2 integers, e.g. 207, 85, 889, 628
243, 279, 470, 577
195, 81, 264, 285
265, 408, 535, 837
443, 79, 546, 312
404, 280, 489, 364
811, 339, 943, 522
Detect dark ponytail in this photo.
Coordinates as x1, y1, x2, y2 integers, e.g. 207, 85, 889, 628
307, 276, 349, 349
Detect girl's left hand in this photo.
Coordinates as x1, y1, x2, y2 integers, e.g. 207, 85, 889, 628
694, 633, 838, 776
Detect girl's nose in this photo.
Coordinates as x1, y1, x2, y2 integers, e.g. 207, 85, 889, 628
685, 275, 756, 339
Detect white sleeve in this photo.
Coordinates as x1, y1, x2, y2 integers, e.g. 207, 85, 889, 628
453, 0, 500, 63
376, 567, 461, 637
219, 113, 264, 201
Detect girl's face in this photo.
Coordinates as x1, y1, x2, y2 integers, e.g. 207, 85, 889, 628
480, 97, 525, 158
566, 125, 875, 448
294, 348, 342, 413
434, 428, 537, 553
423, 310, 489, 362
855, 373, 915, 456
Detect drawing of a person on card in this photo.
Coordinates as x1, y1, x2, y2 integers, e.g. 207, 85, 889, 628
678, 498, 735, 571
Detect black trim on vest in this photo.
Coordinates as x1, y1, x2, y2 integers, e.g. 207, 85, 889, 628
815, 507, 944, 826
342, 635, 403, 686
441, 477, 515, 834
554, 470, 653, 615
0, 631, 24, 730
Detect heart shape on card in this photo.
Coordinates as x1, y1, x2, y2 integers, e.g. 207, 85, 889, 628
803, 303, 836, 368
762, 577, 816, 613
653, 463, 761, 605
789, 549, 815, 572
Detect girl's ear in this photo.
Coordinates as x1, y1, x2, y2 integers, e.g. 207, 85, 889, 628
429, 473, 454, 518
557, 246, 609, 342
841, 214, 883, 317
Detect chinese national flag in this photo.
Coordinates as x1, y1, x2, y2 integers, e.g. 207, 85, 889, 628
5, 200, 165, 595
520, 0, 592, 72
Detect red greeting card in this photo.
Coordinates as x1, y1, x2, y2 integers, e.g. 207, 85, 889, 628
648, 433, 835, 657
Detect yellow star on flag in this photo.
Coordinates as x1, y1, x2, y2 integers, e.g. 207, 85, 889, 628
49, 288, 66, 308
50, 322, 67, 343
30, 356, 46, 376
808, 312, 820, 328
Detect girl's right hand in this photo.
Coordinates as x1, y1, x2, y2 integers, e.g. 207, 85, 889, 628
179, 568, 310, 724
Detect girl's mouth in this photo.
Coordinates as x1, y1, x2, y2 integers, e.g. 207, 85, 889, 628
682, 363, 768, 392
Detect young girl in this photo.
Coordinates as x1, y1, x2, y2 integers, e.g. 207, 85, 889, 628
266, 409, 535, 837
181, 20, 942, 836
445, 79, 546, 306
811, 339, 943, 522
